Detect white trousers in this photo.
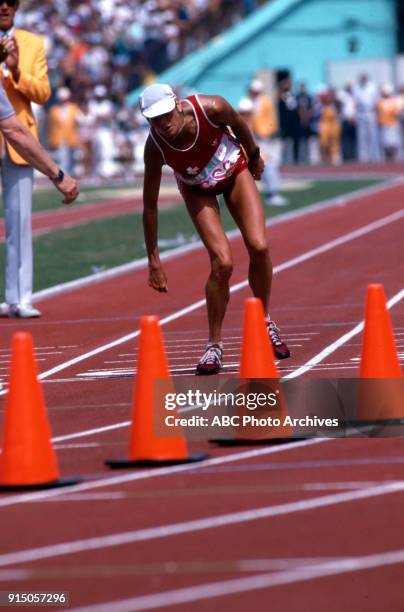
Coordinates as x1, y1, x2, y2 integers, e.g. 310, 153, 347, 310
1, 150, 34, 306
357, 114, 380, 162
258, 138, 281, 194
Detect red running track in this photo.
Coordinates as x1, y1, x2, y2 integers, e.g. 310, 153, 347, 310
0, 179, 404, 610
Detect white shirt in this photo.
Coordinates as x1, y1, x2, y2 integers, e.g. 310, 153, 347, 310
354, 81, 378, 114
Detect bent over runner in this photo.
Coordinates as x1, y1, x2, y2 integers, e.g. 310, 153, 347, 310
140, 83, 290, 374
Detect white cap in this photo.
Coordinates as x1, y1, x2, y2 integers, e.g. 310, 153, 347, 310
249, 79, 264, 93
238, 97, 254, 113
139, 83, 176, 118
94, 84, 107, 97
57, 87, 71, 102
381, 83, 393, 96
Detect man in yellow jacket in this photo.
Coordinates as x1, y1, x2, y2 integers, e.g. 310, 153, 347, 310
0, 0, 51, 318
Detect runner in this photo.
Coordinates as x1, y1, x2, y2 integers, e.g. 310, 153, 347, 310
140, 83, 290, 374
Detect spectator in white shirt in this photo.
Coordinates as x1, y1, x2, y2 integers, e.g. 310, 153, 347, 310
354, 73, 380, 162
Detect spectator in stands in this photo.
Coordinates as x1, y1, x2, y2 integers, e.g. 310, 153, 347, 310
240, 81, 287, 206
296, 81, 312, 164
77, 95, 95, 177
354, 73, 380, 162
89, 84, 117, 178
278, 78, 300, 165
318, 88, 341, 165
47, 86, 80, 176
377, 83, 402, 162
338, 81, 357, 162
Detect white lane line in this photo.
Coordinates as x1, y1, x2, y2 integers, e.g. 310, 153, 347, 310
0, 480, 403, 567
0, 439, 325, 508
52, 421, 130, 443
0, 207, 400, 399
284, 287, 404, 379
68, 547, 404, 612
229, 208, 404, 291
37, 481, 389, 502
54, 443, 101, 449
32, 179, 396, 305
0, 553, 393, 583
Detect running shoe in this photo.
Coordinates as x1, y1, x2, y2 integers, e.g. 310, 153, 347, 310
0, 302, 10, 317
196, 342, 223, 375
266, 320, 290, 360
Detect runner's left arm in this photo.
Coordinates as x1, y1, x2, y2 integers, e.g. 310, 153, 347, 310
199, 94, 264, 180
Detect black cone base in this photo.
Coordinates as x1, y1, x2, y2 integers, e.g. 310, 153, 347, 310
0, 477, 81, 492
105, 452, 208, 469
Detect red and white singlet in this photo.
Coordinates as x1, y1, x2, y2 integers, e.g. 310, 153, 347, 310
150, 94, 247, 192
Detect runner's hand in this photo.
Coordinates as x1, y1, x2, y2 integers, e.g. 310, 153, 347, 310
148, 265, 168, 293
248, 155, 265, 181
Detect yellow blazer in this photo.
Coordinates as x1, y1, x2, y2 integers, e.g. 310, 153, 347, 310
0, 29, 50, 165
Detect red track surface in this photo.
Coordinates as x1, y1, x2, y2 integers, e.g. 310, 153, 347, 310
0, 177, 404, 611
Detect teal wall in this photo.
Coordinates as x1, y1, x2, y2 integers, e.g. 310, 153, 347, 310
128, 0, 396, 107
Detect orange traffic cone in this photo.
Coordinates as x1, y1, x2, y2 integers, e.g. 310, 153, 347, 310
356, 284, 404, 424
360, 284, 402, 379
240, 298, 281, 378
212, 298, 293, 445
0, 332, 80, 490
106, 316, 208, 467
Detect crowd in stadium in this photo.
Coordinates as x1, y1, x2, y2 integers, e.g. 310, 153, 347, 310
17, 0, 262, 95
270, 74, 404, 167
15, 2, 404, 179
16, 0, 264, 178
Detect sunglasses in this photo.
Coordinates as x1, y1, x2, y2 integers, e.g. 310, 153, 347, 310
0, 0, 17, 6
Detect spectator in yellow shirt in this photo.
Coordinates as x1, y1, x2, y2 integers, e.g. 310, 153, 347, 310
48, 87, 80, 176
377, 83, 402, 161
246, 79, 287, 206
318, 88, 341, 165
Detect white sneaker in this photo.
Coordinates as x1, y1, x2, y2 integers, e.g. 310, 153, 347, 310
266, 320, 290, 360
267, 194, 288, 206
10, 304, 42, 318
196, 342, 223, 375
0, 302, 10, 317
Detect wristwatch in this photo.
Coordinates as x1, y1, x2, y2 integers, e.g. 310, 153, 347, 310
249, 146, 260, 161
50, 168, 65, 184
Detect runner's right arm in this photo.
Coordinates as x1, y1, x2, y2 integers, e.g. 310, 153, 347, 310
143, 136, 168, 293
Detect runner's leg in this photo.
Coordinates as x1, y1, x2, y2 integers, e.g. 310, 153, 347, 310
224, 169, 272, 311
182, 183, 232, 343
224, 169, 290, 359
